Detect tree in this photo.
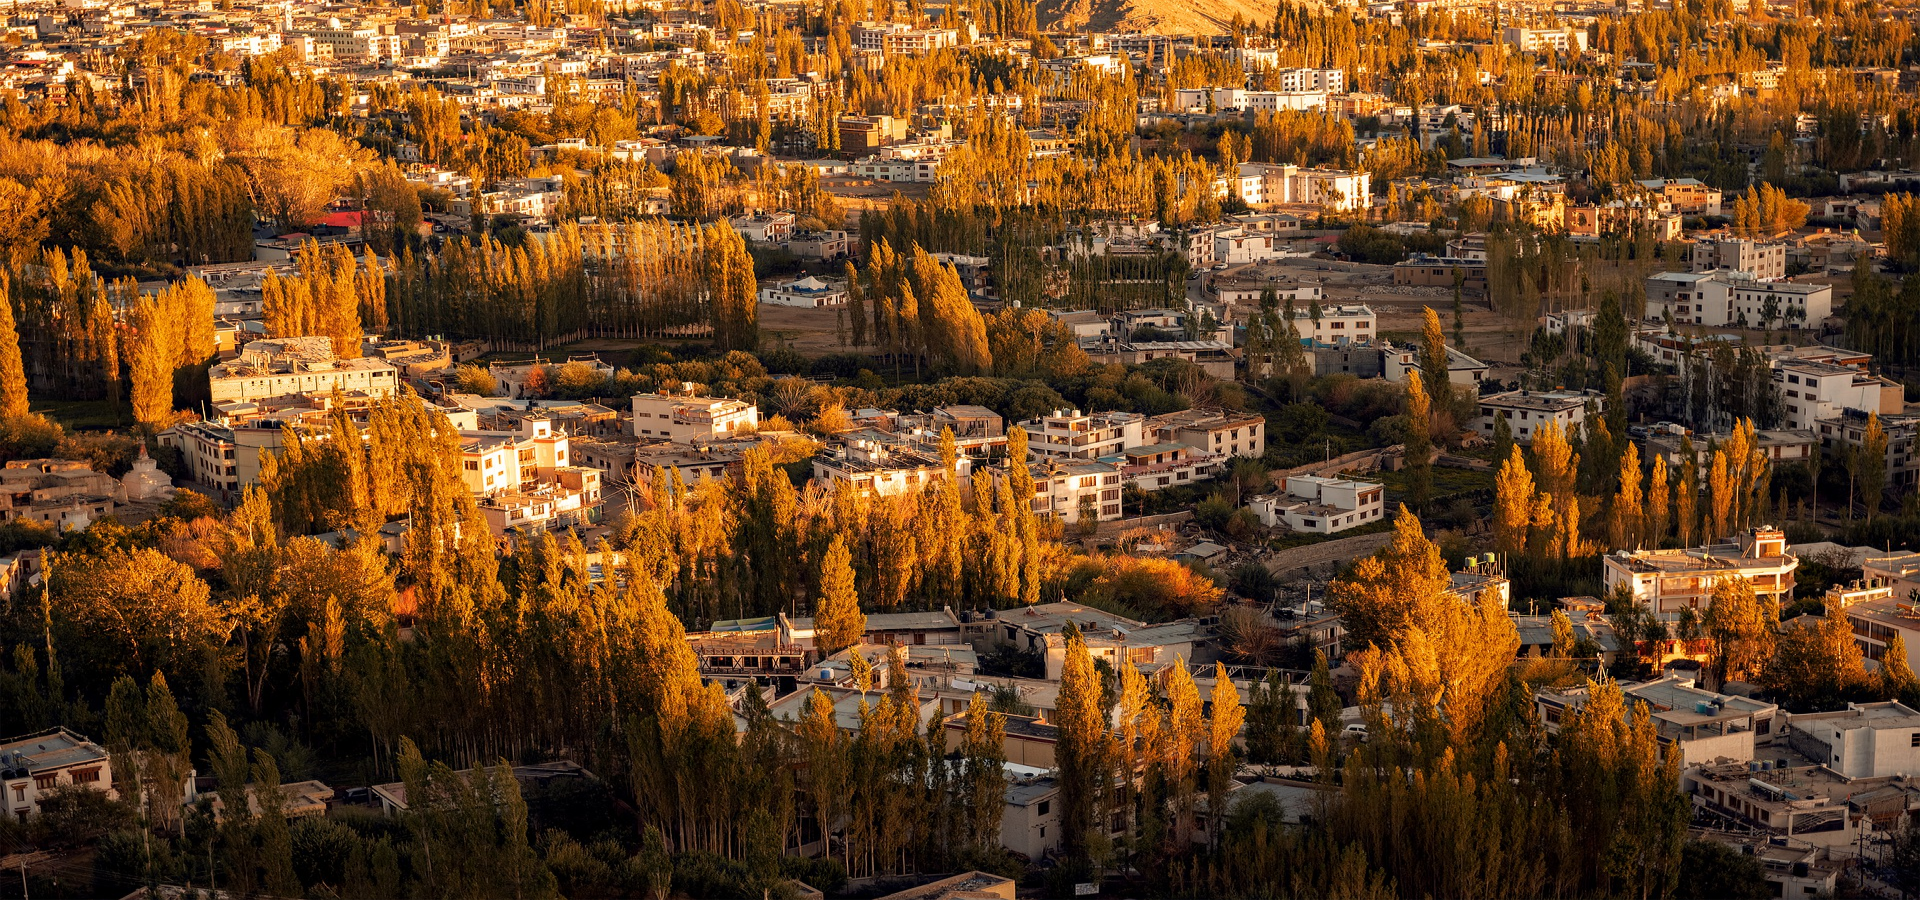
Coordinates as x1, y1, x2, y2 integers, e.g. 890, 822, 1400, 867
1403, 371, 1434, 511
1053, 626, 1105, 869
1851, 413, 1889, 522
1420, 306, 1450, 398
1326, 506, 1451, 650
1493, 446, 1545, 556
1608, 441, 1643, 551
1645, 455, 1670, 549
1883, 633, 1920, 702
1704, 578, 1776, 688
702, 222, 758, 351
813, 536, 865, 657
0, 276, 28, 419
1762, 611, 1864, 710
1205, 662, 1246, 845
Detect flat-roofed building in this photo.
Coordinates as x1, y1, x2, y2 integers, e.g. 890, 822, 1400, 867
811, 439, 970, 498
631, 391, 759, 442
1537, 674, 1778, 766
209, 337, 398, 404
1147, 408, 1266, 459
1250, 475, 1385, 534
1603, 527, 1799, 619
1472, 389, 1603, 443
1019, 409, 1145, 460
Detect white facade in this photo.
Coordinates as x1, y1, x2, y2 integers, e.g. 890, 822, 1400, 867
1787, 702, 1920, 779
1645, 271, 1831, 328
1019, 409, 1146, 460
632, 392, 759, 442
1472, 389, 1601, 443
208, 338, 397, 405
1252, 475, 1385, 534
758, 275, 847, 308
1004, 460, 1125, 524
1775, 359, 1904, 432
1289, 303, 1375, 345
1602, 528, 1799, 619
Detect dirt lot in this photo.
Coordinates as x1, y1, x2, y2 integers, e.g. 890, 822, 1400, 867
759, 303, 870, 356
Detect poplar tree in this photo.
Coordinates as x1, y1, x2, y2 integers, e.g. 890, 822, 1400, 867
1677, 440, 1700, 547
1493, 445, 1539, 555
1204, 662, 1246, 845
1420, 305, 1449, 396
0, 275, 29, 419
1054, 626, 1106, 868
1707, 449, 1732, 542
1403, 370, 1432, 511
1608, 441, 1643, 551
1646, 455, 1671, 550
813, 536, 865, 656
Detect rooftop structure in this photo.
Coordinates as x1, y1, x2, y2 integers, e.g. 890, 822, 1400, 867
1603, 527, 1798, 619
208, 337, 398, 404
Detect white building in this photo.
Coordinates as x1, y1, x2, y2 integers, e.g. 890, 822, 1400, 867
208, 338, 398, 405
811, 440, 970, 498
1019, 409, 1146, 460
1471, 389, 1603, 443
1602, 527, 1799, 620
999, 459, 1125, 524
632, 391, 759, 442
1, 728, 121, 820
1786, 701, 1920, 779
1644, 271, 1832, 328
758, 275, 848, 308
1250, 474, 1386, 534
1288, 303, 1375, 345
1228, 163, 1372, 212
1503, 25, 1588, 52
1383, 342, 1489, 387
1775, 359, 1904, 432
1690, 237, 1785, 280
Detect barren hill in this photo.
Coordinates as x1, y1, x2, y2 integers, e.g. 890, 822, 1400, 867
1036, 0, 1279, 36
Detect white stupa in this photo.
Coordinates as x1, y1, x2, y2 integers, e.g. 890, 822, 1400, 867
123, 445, 176, 502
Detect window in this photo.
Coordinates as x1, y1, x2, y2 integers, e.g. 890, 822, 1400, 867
71, 768, 100, 784
1038, 800, 1050, 816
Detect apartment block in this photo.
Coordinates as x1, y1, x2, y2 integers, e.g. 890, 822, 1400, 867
1690, 237, 1784, 280
208, 337, 397, 405
1602, 527, 1799, 619
1250, 475, 1385, 534
631, 392, 759, 442
1019, 409, 1146, 460
1472, 389, 1602, 443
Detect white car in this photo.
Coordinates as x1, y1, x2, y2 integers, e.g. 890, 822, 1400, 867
1211, 262, 1228, 270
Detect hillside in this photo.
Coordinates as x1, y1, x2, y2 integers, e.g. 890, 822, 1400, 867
1036, 0, 1279, 36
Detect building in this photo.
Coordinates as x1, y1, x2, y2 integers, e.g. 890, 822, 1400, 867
1249, 475, 1386, 534
1285, 303, 1375, 345
758, 275, 848, 308
1229, 163, 1371, 212
998, 459, 1125, 524
1392, 255, 1488, 291
1, 728, 116, 820
1778, 358, 1905, 432
851, 21, 959, 54
1817, 410, 1918, 492
1640, 178, 1726, 217
1471, 389, 1602, 443
632, 391, 759, 442
838, 115, 909, 152
1682, 762, 1890, 849
730, 210, 797, 243
486, 357, 615, 400
1639, 427, 1817, 472
1602, 527, 1799, 619
1503, 25, 1588, 52
1118, 443, 1222, 492
984, 601, 1210, 680
1147, 408, 1266, 459
1382, 342, 1489, 387
1690, 237, 1784, 280
811, 439, 970, 498
208, 337, 398, 405
1787, 701, 1920, 779
1864, 552, 1920, 604
1644, 271, 1832, 329
1537, 675, 1778, 766
1019, 409, 1146, 460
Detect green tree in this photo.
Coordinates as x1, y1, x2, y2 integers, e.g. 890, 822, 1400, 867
813, 536, 866, 657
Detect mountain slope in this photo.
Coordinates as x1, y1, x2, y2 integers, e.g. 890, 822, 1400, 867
1036, 0, 1278, 36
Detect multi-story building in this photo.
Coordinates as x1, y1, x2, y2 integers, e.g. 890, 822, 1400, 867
1536, 674, 1778, 764
999, 459, 1125, 525
1785, 701, 1920, 779
1117, 443, 1221, 492
1503, 25, 1588, 52
1777, 359, 1904, 432
1146, 408, 1266, 459
631, 392, 759, 442
1644, 271, 1832, 328
838, 114, 909, 152
1689, 237, 1784, 280
850, 21, 959, 54
1250, 474, 1385, 534
1228, 163, 1372, 211
1815, 409, 1918, 492
1602, 527, 1799, 619
810, 439, 970, 498
1382, 342, 1489, 387
208, 338, 398, 405
1472, 389, 1603, 443
1286, 303, 1375, 345
1019, 409, 1146, 460
1639, 178, 1726, 217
